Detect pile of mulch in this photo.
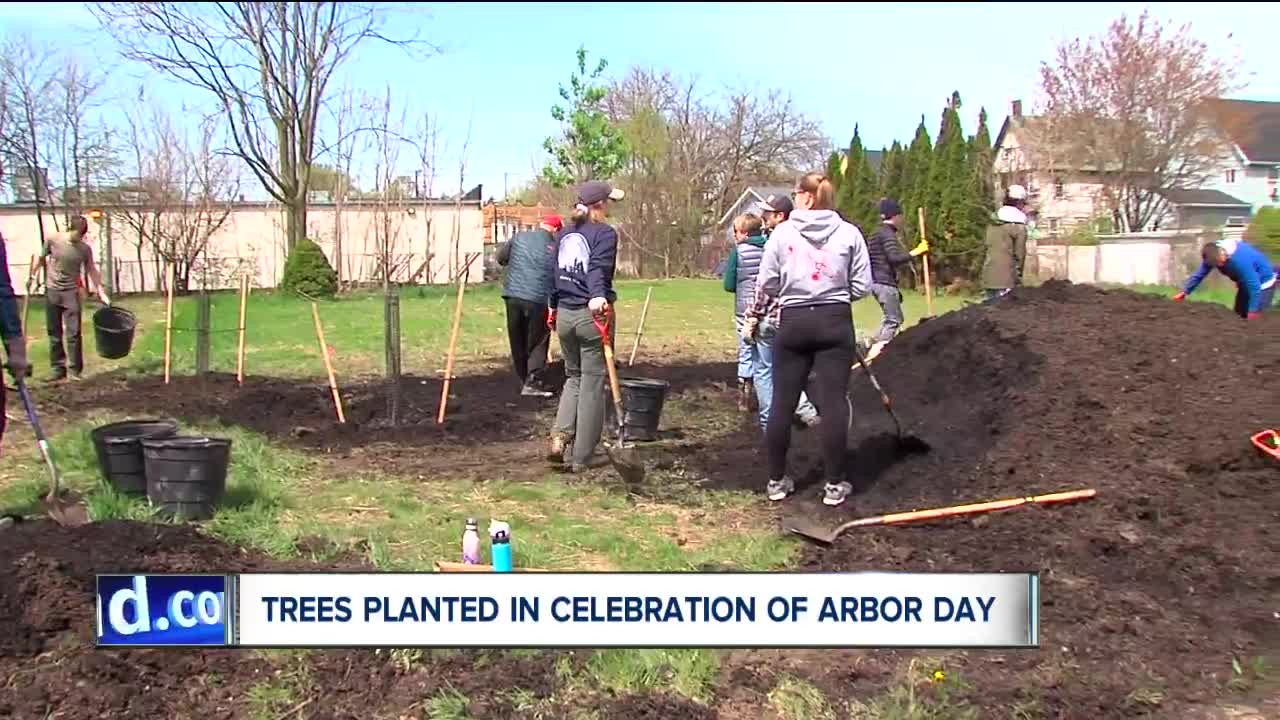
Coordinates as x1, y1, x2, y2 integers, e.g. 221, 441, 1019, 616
780, 281, 1278, 717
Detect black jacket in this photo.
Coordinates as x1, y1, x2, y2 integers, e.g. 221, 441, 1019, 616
497, 229, 556, 304
866, 222, 912, 287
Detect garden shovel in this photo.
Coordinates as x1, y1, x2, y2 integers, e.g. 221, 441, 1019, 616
15, 380, 89, 527
783, 489, 1097, 545
594, 309, 645, 487
850, 344, 930, 455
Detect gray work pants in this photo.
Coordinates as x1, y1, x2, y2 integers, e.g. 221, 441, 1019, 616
553, 307, 615, 466
869, 282, 904, 344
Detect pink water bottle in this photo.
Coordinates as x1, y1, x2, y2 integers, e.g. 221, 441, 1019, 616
462, 518, 481, 565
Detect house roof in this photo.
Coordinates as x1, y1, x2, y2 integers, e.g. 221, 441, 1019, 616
1203, 98, 1280, 164
716, 185, 792, 226
1158, 188, 1251, 208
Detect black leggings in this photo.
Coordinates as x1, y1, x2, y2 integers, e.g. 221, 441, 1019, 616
767, 303, 854, 483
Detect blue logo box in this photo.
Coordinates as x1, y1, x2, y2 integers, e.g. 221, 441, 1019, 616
96, 574, 232, 647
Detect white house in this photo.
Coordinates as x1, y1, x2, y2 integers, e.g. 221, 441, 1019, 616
992, 98, 1276, 237
1200, 98, 1280, 214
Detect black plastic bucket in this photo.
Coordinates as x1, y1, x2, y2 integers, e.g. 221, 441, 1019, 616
612, 378, 670, 442
91, 419, 180, 495
93, 306, 138, 360
142, 436, 232, 521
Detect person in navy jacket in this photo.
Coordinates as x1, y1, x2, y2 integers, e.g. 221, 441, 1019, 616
545, 180, 624, 472
1175, 238, 1276, 319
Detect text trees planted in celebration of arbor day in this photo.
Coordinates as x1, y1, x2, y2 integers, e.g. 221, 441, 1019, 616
90, 2, 429, 252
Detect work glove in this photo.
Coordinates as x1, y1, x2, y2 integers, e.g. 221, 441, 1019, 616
98, 288, 112, 305
588, 297, 609, 315
739, 317, 758, 343
1247, 311, 1261, 320
1172, 292, 1186, 302
546, 308, 556, 330
4, 336, 28, 380
909, 240, 929, 257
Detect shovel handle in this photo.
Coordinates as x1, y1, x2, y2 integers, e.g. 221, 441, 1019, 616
593, 310, 625, 407
843, 489, 1097, 530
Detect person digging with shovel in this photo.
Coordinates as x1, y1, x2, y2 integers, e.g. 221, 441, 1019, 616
863, 198, 928, 362
546, 181, 624, 473
742, 172, 872, 506
42, 215, 110, 383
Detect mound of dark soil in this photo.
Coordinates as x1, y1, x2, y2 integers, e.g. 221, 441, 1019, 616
48, 360, 734, 482
784, 282, 1279, 717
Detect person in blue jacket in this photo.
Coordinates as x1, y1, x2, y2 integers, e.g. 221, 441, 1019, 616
1175, 238, 1276, 320
0, 230, 30, 449
545, 180, 624, 472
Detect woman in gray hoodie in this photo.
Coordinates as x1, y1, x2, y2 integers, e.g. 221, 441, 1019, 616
742, 172, 872, 506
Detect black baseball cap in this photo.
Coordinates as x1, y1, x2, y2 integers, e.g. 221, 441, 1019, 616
879, 198, 903, 219
758, 193, 793, 215
576, 181, 625, 206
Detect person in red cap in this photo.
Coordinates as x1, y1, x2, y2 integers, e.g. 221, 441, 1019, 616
496, 214, 562, 396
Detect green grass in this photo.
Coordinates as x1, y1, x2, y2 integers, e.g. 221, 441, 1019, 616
0, 416, 796, 573
425, 688, 473, 720
768, 675, 837, 720
580, 648, 720, 703
17, 278, 970, 381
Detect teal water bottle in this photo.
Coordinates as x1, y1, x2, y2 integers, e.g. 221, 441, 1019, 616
489, 520, 512, 572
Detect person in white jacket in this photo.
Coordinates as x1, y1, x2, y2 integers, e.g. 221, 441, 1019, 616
741, 172, 872, 506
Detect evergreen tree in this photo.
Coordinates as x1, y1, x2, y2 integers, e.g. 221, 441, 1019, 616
835, 125, 878, 232
825, 150, 844, 196
879, 141, 907, 210
926, 92, 971, 278
966, 107, 998, 273
901, 116, 933, 242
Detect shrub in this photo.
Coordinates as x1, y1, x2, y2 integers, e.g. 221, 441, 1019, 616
280, 238, 337, 299
1245, 206, 1280, 260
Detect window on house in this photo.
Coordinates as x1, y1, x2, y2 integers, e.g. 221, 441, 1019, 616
1048, 218, 1059, 232
1268, 166, 1278, 179
1226, 216, 1247, 227
1053, 179, 1064, 199
1225, 169, 1237, 183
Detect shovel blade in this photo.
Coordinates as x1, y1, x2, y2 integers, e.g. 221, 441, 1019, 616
606, 444, 646, 487
781, 515, 840, 545
41, 491, 90, 527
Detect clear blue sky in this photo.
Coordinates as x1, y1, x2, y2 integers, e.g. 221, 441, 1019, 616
2, 2, 1276, 200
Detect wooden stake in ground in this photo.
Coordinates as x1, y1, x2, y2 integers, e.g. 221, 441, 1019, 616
311, 302, 346, 424
917, 207, 935, 318
163, 264, 175, 384
438, 252, 479, 425
627, 286, 654, 367
20, 255, 37, 339
236, 273, 250, 384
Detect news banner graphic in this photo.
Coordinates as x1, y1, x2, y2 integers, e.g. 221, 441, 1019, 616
97, 572, 1038, 648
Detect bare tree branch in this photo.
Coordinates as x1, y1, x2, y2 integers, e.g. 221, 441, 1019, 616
89, 1, 431, 250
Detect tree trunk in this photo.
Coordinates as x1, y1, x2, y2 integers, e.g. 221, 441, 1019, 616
285, 198, 307, 250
